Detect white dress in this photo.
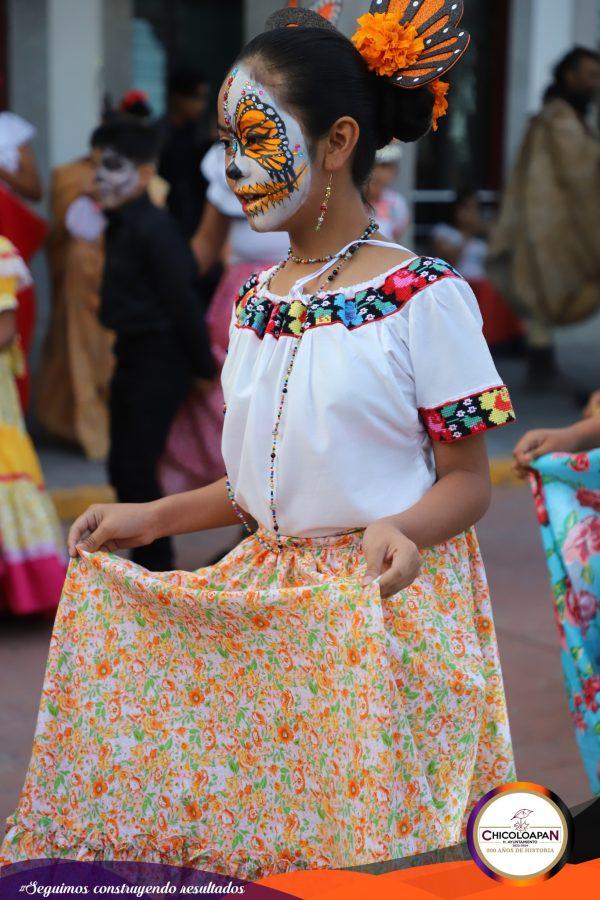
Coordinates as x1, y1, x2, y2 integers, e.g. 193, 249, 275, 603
222, 252, 515, 537
432, 223, 488, 281
0, 111, 35, 175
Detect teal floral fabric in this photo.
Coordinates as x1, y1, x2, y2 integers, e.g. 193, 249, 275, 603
530, 450, 600, 794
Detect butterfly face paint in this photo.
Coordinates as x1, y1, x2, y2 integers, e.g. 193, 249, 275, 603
96, 148, 140, 210
221, 66, 312, 232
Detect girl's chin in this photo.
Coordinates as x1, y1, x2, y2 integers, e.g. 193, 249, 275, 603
246, 215, 289, 234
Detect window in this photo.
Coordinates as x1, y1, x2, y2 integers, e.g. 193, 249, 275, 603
133, 0, 243, 118
414, 0, 509, 247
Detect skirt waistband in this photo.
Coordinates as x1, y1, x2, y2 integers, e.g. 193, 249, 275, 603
254, 525, 365, 551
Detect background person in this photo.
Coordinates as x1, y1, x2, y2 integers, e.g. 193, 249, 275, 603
364, 141, 410, 241
0, 106, 46, 410
160, 140, 289, 497
96, 116, 216, 571
433, 189, 524, 352
0, 237, 65, 617
38, 97, 171, 462
488, 47, 600, 388
157, 66, 212, 240
38, 127, 114, 460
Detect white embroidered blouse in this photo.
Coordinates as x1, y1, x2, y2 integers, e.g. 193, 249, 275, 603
221, 254, 516, 538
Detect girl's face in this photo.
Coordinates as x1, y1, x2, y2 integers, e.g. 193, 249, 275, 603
217, 64, 313, 232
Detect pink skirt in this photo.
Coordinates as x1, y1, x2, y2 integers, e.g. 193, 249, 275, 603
159, 261, 275, 496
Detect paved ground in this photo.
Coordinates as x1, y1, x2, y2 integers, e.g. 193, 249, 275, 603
1, 314, 599, 833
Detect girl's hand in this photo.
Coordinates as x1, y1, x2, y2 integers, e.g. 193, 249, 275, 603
583, 390, 600, 420
361, 519, 421, 599
512, 427, 581, 477
67, 502, 160, 558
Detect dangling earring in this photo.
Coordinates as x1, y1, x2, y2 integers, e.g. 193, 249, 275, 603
315, 173, 333, 232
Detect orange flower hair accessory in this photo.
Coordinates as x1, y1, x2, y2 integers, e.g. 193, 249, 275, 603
352, 1, 470, 88
429, 78, 449, 131
352, 13, 425, 78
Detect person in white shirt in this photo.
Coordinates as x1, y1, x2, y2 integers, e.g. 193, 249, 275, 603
365, 141, 410, 241
432, 189, 488, 281
433, 190, 524, 350
159, 141, 290, 497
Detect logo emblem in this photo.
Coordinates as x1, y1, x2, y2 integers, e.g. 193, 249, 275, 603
467, 782, 573, 885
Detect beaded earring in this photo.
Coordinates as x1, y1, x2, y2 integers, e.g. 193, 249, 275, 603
315, 173, 333, 232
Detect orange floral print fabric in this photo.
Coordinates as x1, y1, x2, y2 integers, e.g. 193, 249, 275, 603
1, 526, 515, 879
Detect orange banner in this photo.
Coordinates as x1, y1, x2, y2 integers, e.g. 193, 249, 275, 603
258, 858, 600, 898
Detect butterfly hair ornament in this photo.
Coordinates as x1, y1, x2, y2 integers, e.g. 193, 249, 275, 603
266, 1, 343, 31
352, 0, 470, 131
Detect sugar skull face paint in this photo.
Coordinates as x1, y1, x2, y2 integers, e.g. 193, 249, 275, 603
221, 66, 312, 231
95, 148, 140, 210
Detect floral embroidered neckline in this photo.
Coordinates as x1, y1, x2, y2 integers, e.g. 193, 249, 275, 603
235, 256, 463, 340
256, 254, 420, 302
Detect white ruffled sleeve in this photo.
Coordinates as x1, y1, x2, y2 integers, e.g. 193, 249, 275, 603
201, 142, 243, 219
406, 277, 516, 442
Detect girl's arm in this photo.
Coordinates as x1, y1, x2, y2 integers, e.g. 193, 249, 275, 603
0, 145, 43, 202
154, 476, 256, 537
362, 435, 490, 597
191, 202, 231, 275
387, 434, 490, 546
68, 476, 256, 557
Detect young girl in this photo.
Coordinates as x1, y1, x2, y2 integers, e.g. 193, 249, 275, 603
0, 236, 66, 615
1, 3, 516, 878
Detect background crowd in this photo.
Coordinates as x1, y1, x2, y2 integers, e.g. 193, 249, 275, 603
0, 0, 599, 855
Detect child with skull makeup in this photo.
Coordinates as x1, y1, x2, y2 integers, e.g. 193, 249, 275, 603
94, 116, 216, 571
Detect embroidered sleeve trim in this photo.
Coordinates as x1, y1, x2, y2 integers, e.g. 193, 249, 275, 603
419, 385, 516, 442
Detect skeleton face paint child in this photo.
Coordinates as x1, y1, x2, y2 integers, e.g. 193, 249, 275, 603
220, 66, 312, 232
95, 147, 141, 210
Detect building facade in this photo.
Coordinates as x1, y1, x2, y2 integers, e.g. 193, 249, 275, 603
0, 0, 598, 324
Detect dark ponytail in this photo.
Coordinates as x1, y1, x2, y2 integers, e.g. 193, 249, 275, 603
236, 18, 434, 188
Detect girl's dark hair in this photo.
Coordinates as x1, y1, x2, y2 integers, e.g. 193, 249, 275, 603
236, 21, 434, 187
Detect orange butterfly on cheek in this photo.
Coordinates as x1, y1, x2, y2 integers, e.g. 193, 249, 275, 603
233, 95, 299, 187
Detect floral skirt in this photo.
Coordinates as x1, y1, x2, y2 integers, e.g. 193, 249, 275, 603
0, 526, 515, 878
530, 450, 600, 794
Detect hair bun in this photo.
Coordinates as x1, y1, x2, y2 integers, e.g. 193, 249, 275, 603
265, 8, 339, 32
372, 75, 435, 147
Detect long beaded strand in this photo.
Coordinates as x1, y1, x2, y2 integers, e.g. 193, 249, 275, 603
227, 219, 379, 552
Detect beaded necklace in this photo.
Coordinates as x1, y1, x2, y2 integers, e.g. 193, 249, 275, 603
286, 249, 336, 265
226, 218, 379, 552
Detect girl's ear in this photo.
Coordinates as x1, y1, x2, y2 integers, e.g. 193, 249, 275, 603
323, 116, 360, 174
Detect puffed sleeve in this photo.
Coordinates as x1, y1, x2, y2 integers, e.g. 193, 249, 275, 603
407, 276, 516, 442
201, 142, 244, 219
228, 295, 238, 345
